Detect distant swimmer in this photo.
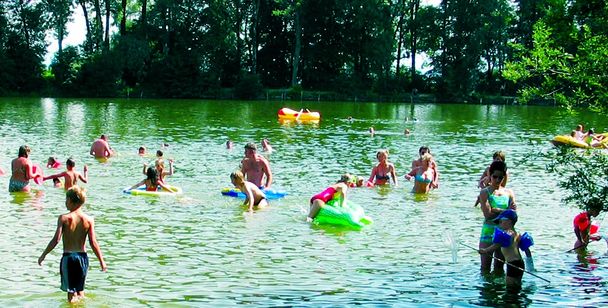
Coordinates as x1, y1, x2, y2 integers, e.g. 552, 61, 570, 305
89, 135, 113, 159
138, 146, 146, 156
47, 156, 61, 169
240, 143, 272, 188
261, 138, 273, 152
226, 140, 234, 150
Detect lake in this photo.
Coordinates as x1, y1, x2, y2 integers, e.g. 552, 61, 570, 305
0, 98, 607, 306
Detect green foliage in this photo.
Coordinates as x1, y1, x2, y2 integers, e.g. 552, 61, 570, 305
504, 21, 608, 111
544, 146, 608, 211
234, 73, 263, 100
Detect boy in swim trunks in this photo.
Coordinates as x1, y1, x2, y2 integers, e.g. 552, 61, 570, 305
230, 170, 268, 212
38, 186, 107, 302
479, 209, 533, 290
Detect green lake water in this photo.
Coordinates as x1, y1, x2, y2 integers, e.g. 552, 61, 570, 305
0, 98, 607, 306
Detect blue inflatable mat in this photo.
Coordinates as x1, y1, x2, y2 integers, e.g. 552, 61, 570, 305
221, 187, 287, 200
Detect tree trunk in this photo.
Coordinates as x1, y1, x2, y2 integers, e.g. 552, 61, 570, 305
291, 4, 301, 86
395, 0, 405, 77
120, 0, 127, 35
409, 0, 420, 83
104, 0, 110, 51
235, 0, 242, 72
93, 0, 103, 51
79, 0, 92, 52
251, 0, 260, 74
58, 26, 64, 55
141, 0, 147, 27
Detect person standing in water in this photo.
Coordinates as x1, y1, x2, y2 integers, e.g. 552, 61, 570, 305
240, 143, 273, 188
9, 145, 41, 192
477, 161, 517, 275
89, 135, 113, 159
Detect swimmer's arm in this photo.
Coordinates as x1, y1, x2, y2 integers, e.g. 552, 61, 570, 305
166, 160, 174, 176
130, 180, 145, 190
367, 166, 378, 183
142, 163, 147, 175
79, 165, 88, 183
479, 243, 500, 255
404, 168, 417, 181
158, 181, 175, 193
263, 158, 272, 188
508, 190, 517, 210
390, 164, 398, 186
479, 190, 494, 219
43, 172, 66, 182
38, 216, 64, 265
87, 218, 107, 271
244, 187, 255, 211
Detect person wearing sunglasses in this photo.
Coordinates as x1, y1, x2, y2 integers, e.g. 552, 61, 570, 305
478, 160, 517, 274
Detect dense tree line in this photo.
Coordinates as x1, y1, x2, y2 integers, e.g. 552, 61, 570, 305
0, 0, 606, 106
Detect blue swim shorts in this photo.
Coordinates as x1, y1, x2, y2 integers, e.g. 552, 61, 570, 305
60, 252, 89, 293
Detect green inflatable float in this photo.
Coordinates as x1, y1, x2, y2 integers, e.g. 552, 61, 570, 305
313, 199, 373, 230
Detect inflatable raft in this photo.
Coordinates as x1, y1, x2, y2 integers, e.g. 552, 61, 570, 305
551, 133, 608, 149
278, 108, 320, 123
314, 200, 372, 230
123, 185, 182, 196
221, 187, 287, 200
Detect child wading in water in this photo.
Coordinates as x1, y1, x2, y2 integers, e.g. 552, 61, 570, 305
478, 209, 534, 291
43, 158, 88, 190
573, 199, 603, 251
38, 186, 107, 302
230, 170, 268, 211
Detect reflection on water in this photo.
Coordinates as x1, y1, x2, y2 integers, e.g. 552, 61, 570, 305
1, 98, 608, 306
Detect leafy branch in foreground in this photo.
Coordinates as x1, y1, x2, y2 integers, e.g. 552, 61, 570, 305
543, 146, 608, 211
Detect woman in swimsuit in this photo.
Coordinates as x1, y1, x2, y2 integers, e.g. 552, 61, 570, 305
9, 145, 40, 192
307, 174, 351, 221
368, 149, 397, 186
411, 146, 439, 188
478, 160, 516, 274
404, 153, 435, 194
130, 167, 175, 193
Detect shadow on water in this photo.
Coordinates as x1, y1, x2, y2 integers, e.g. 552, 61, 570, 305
474, 274, 534, 306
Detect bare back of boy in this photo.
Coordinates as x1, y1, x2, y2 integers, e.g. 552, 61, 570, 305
61, 211, 92, 252
244, 181, 268, 207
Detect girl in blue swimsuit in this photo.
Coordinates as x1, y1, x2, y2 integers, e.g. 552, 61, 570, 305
404, 153, 436, 194
478, 161, 516, 274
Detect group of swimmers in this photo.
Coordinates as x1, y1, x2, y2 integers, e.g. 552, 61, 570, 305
4, 129, 605, 301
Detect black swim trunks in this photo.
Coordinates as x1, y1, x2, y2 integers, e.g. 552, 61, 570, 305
506, 259, 525, 280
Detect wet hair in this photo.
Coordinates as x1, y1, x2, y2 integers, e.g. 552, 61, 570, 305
18, 145, 30, 158
577, 124, 583, 131
376, 149, 389, 159
156, 150, 163, 157
66, 158, 75, 167
146, 167, 159, 183
587, 198, 604, 213
588, 128, 595, 135
489, 161, 507, 175
492, 151, 506, 162
66, 186, 86, 206
418, 146, 430, 155
570, 130, 577, 137
48, 156, 57, 164
101, 134, 107, 140
337, 173, 353, 183
245, 142, 257, 151
138, 146, 145, 153
230, 170, 245, 182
